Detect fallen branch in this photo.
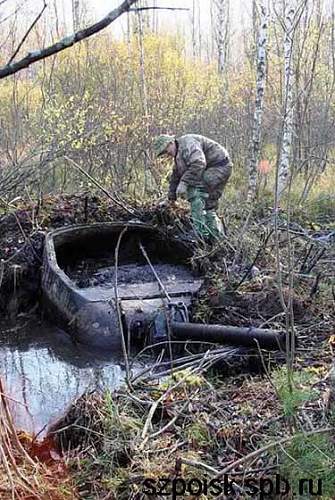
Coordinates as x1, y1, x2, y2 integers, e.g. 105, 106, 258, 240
64, 156, 137, 216
140, 353, 211, 447
149, 401, 188, 440
180, 458, 219, 475
7, 1, 47, 65
0, 0, 139, 79
215, 427, 333, 478
139, 242, 171, 301
114, 227, 131, 386
129, 6, 189, 11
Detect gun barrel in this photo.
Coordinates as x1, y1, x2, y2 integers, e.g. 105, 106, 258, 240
171, 322, 285, 350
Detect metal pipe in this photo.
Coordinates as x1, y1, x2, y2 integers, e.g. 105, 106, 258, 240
171, 322, 285, 351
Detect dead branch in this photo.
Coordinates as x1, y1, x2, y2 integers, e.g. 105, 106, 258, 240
114, 227, 131, 384
7, 1, 47, 66
215, 427, 333, 478
179, 458, 219, 475
0, 0, 139, 79
149, 401, 188, 440
139, 242, 171, 302
0, 1, 27, 26
140, 356, 210, 448
129, 7, 189, 12
64, 156, 137, 216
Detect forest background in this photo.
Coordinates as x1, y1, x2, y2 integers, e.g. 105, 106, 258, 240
0, 2, 335, 498
0, 0, 334, 215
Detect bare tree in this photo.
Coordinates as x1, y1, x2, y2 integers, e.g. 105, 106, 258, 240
213, 0, 230, 72
0, 0, 187, 81
332, 0, 335, 76
151, 0, 158, 33
0, 0, 142, 80
72, 0, 80, 32
277, 2, 297, 200
247, 0, 269, 200
191, 0, 197, 58
293, 0, 328, 202
136, 4, 149, 122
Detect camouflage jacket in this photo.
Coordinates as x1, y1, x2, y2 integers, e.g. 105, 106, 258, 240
168, 134, 231, 201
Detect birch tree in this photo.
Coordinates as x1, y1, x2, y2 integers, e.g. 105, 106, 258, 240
277, 3, 297, 200
213, 0, 230, 73
72, 0, 80, 32
191, 0, 197, 58
247, 0, 269, 200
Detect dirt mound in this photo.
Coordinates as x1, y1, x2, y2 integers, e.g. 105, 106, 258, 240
202, 284, 310, 328
250, 287, 308, 321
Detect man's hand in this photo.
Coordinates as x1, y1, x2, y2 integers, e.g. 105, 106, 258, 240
158, 199, 176, 209
176, 181, 188, 200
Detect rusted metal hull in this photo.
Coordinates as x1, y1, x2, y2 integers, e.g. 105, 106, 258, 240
41, 222, 200, 350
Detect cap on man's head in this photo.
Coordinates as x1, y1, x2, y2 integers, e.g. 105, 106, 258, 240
153, 134, 175, 157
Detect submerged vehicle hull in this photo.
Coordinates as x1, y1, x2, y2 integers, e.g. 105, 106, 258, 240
42, 222, 202, 350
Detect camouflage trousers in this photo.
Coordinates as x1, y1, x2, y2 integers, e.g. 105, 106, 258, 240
186, 162, 232, 240
202, 163, 232, 210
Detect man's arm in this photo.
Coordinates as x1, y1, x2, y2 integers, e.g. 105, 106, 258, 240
179, 143, 206, 186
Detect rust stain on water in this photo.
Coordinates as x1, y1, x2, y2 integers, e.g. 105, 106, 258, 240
0, 319, 134, 435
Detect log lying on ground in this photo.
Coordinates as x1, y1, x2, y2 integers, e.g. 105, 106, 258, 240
171, 322, 285, 350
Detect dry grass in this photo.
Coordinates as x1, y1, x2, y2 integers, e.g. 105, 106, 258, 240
49, 362, 334, 499
0, 379, 77, 500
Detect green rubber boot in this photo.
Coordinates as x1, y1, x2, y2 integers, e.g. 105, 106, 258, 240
187, 187, 209, 239
205, 210, 224, 240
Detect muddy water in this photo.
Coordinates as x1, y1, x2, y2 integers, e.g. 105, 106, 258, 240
0, 319, 136, 435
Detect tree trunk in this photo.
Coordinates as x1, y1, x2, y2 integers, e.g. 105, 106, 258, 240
191, 0, 197, 58
72, 0, 80, 32
214, 0, 230, 73
277, 3, 296, 200
325, 364, 335, 424
136, 6, 150, 196
331, 0, 335, 82
247, 0, 268, 200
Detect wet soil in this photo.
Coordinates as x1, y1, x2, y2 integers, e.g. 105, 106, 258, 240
68, 260, 194, 288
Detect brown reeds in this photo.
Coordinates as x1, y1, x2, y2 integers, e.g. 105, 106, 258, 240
0, 379, 76, 499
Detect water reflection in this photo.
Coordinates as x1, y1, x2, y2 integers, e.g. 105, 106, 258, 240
0, 319, 131, 435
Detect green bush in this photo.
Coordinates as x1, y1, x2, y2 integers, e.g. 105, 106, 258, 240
280, 432, 335, 498
273, 368, 318, 418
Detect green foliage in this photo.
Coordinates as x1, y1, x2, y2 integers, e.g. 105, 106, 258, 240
73, 391, 143, 498
279, 433, 335, 498
273, 368, 318, 418
1, 22, 334, 206
103, 390, 142, 445
303, 193, 335, 224
186, 421, 212, 447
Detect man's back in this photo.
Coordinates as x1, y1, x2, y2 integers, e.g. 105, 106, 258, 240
177, 134, 230, 168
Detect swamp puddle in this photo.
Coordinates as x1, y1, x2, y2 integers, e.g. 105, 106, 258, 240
0, 318, 140, 436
